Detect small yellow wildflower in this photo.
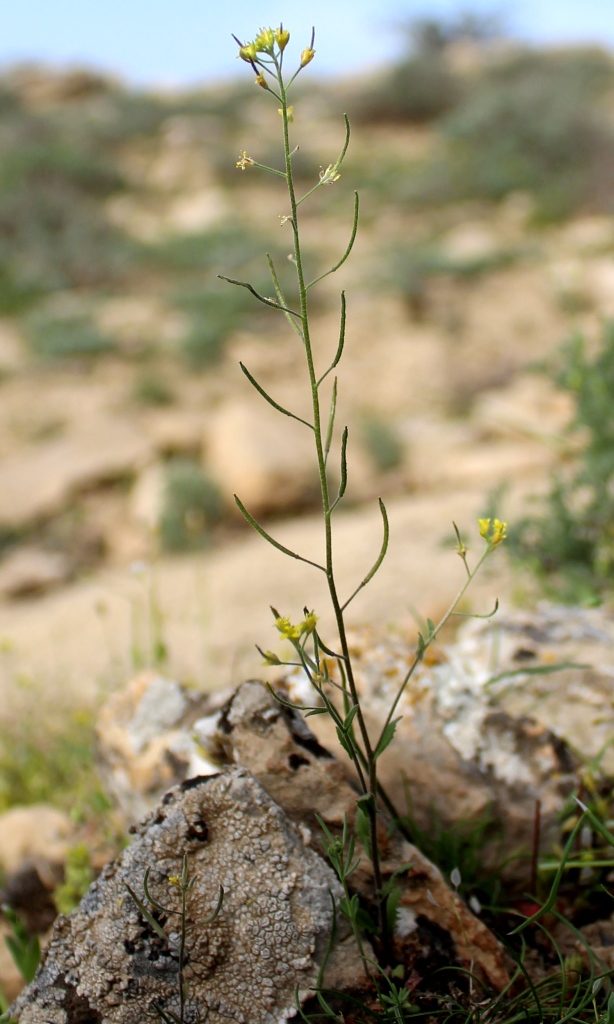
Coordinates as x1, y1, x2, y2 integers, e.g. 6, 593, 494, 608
275, 616, 302, 641
300, 611, 318, 635
278, 106, 294, 123
478, 517, 507, 547
238, 42, 257, 62
491, 518, 507, 547
275, 26, 290, 51
478, 518, 491, 539
300, 47, 316, 67
168, 875, 181, 886
319, 164, 340, 184
255, 72, 268, 90
254, 27, 275, 53
236, 150, 254, 170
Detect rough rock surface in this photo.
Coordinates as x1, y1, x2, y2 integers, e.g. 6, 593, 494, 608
287, 621, 581, 875
97, 678, 509, 990
95, 672, 223, 825
11, 768, 358, 1024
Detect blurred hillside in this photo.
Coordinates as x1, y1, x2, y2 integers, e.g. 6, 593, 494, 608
1, 23, 614, 692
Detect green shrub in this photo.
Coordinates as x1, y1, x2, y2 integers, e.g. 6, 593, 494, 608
160, 460, 223, 551
133, 373, 175, 406
173, 285, 255, 369
510, 324, 614, 601
53, 845, 95, 915
0, 708, 109, 819
360, 414, 404, 472
26, 312, 115, 360
411, 48, 614, 218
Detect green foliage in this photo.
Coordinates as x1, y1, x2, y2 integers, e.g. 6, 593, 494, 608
371, 239, 518, 314
510, 324, 614, 602
351, 14, 500, 125
412, 48, 614, 218
26, 311, 115, 360
132, 373, 175, 407
359, 414, 404, 472
160, 460, 223, 552
0, 706, 109, 819
53, 845, 95, 915
1, 905, 40, 984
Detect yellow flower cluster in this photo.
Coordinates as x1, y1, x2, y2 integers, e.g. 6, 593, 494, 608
275, 611, 318, 641
478, 517, 508, 547
236, 26, 314, 68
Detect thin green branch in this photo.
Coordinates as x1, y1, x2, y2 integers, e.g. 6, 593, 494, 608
234, 494, 326, 572
218, 274, 301, 318
307, 192, 359, 290
341, 499, 389, 610
240, 362, 313, 428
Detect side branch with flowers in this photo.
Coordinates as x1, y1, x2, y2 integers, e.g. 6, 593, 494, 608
222, 24, 507, 970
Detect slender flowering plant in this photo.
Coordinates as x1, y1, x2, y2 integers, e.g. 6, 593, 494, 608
222, 25, 506, 966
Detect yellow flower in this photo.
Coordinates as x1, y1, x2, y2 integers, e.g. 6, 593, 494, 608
278, 106, 294, 123
168, 875, 181, 886
300, 611, 318, 635
478, 517, 507, 547
319, 164, 340, 184
300, 47, 316, 67
238, 42, 257, 62
491, 519, 507, 547
478, 518, 491, 539
275, 616, 302, 640
236, 150, 254, 170
255, 72, 268, 90
254, 27, 275, 53
275, 25, 290, 51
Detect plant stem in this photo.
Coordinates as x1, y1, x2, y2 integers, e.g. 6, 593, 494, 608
275, 59, 392, 958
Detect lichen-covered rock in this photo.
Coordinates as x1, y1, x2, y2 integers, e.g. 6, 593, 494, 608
287, 622, 579, 875
98, 678, 510, 992
11, 769, 353, 1024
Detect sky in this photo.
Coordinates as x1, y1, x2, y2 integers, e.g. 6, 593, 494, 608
1, 0, 614, 88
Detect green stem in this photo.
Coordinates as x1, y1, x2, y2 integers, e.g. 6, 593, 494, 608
275, 57, 391, 958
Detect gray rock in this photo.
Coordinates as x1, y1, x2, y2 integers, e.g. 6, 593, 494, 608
11, 769, 351, 1024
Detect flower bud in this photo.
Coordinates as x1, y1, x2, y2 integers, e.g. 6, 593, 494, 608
255, 72, 268, 90
300, 47, 315, 67
238, 42, 257, 62
275, 25, 290, 51
254, 27, 275, 52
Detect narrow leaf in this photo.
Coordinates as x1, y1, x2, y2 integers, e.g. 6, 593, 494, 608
143, 868, 173, 915
307, 192, 359, 289
355, 805, 372, 861
341, 498, 389, 610
374, 716, 402, 760
240, 363, 312, 428
234, 495, 326, 572
203, 885, 224, 925
331, 427, 348, 510
266, 253, 304, 339
124, 883, 168, 942
218, 274, 300, 318
509, 812, 587, 934
342, 703, 359, 732
318, 292, 347, 386
335, 725, 354, 756
323, 377, 338, 464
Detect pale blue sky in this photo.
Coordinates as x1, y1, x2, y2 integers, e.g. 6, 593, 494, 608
1, 0, 614, 87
